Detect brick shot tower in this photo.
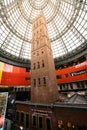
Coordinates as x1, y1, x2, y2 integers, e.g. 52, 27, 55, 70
31, 14, 59, 104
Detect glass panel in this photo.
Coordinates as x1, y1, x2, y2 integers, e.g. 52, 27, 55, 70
0, 0, 86, 61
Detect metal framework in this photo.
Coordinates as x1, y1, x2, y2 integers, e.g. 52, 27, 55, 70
0, 0, 87, 67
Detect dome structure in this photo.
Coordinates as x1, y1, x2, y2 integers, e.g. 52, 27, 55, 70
0, 0, 87, 67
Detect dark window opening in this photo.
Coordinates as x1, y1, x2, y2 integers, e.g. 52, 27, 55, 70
39, 117, 43, 129
38, 78, 41, 86
38, 62, 40, 69
65, 74, 68, 78
65, 84, 68, 90
42, 60, 45, 67
25, 77, 31, 81
56, 75, 62, 79
43, 77, 46, 86
34, 79, 36, 87
46, 118, 51, 130
70, 84, 73, 89
60, 85, 62, 90
81, 81, 85, 89
26, 114, 29, 128
77, 125, 86, 130
32, 116, 36, 127
62, 84, 65, 89
20, 113, 24, 122
26, 67, 30, 72
77, 82, 81, 89
16, 112, 19, 121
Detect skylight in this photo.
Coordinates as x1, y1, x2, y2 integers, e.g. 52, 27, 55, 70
0, 0, 87, 61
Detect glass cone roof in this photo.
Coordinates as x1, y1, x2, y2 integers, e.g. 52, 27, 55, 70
0, 0, 87, 65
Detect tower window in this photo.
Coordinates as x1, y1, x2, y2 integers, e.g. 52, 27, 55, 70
33, 79, 36, 87
42, 51, 44, 54
42, 60, 45, 67
38, 78, 40, 86
41, 49, 44, 54
37, 62, 40, 68
33, 63, 36, 70
43, 77, 46, 85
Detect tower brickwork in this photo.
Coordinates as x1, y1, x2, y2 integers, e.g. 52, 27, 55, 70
31, 14, 59, 103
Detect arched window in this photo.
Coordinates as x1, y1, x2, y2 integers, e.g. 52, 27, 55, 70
25, 114, 29, 128
37, 62, 40, 68
33, 79, 36, 87
43, 77, 46, 86
46, 118, 51, 130
42, 60, 44, 67
32, 115, 36, 127
39, 117, 43, 129
20, 112, 24, 123
33, 63, 36, 70
38, 78, 40, 86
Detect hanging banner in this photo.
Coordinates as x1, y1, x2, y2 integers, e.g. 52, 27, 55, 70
0, 62, 4, 84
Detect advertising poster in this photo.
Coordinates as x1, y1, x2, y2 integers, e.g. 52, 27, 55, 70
0, 92, 8, 130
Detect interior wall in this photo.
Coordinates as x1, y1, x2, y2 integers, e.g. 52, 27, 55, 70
0, 62, 30, 86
